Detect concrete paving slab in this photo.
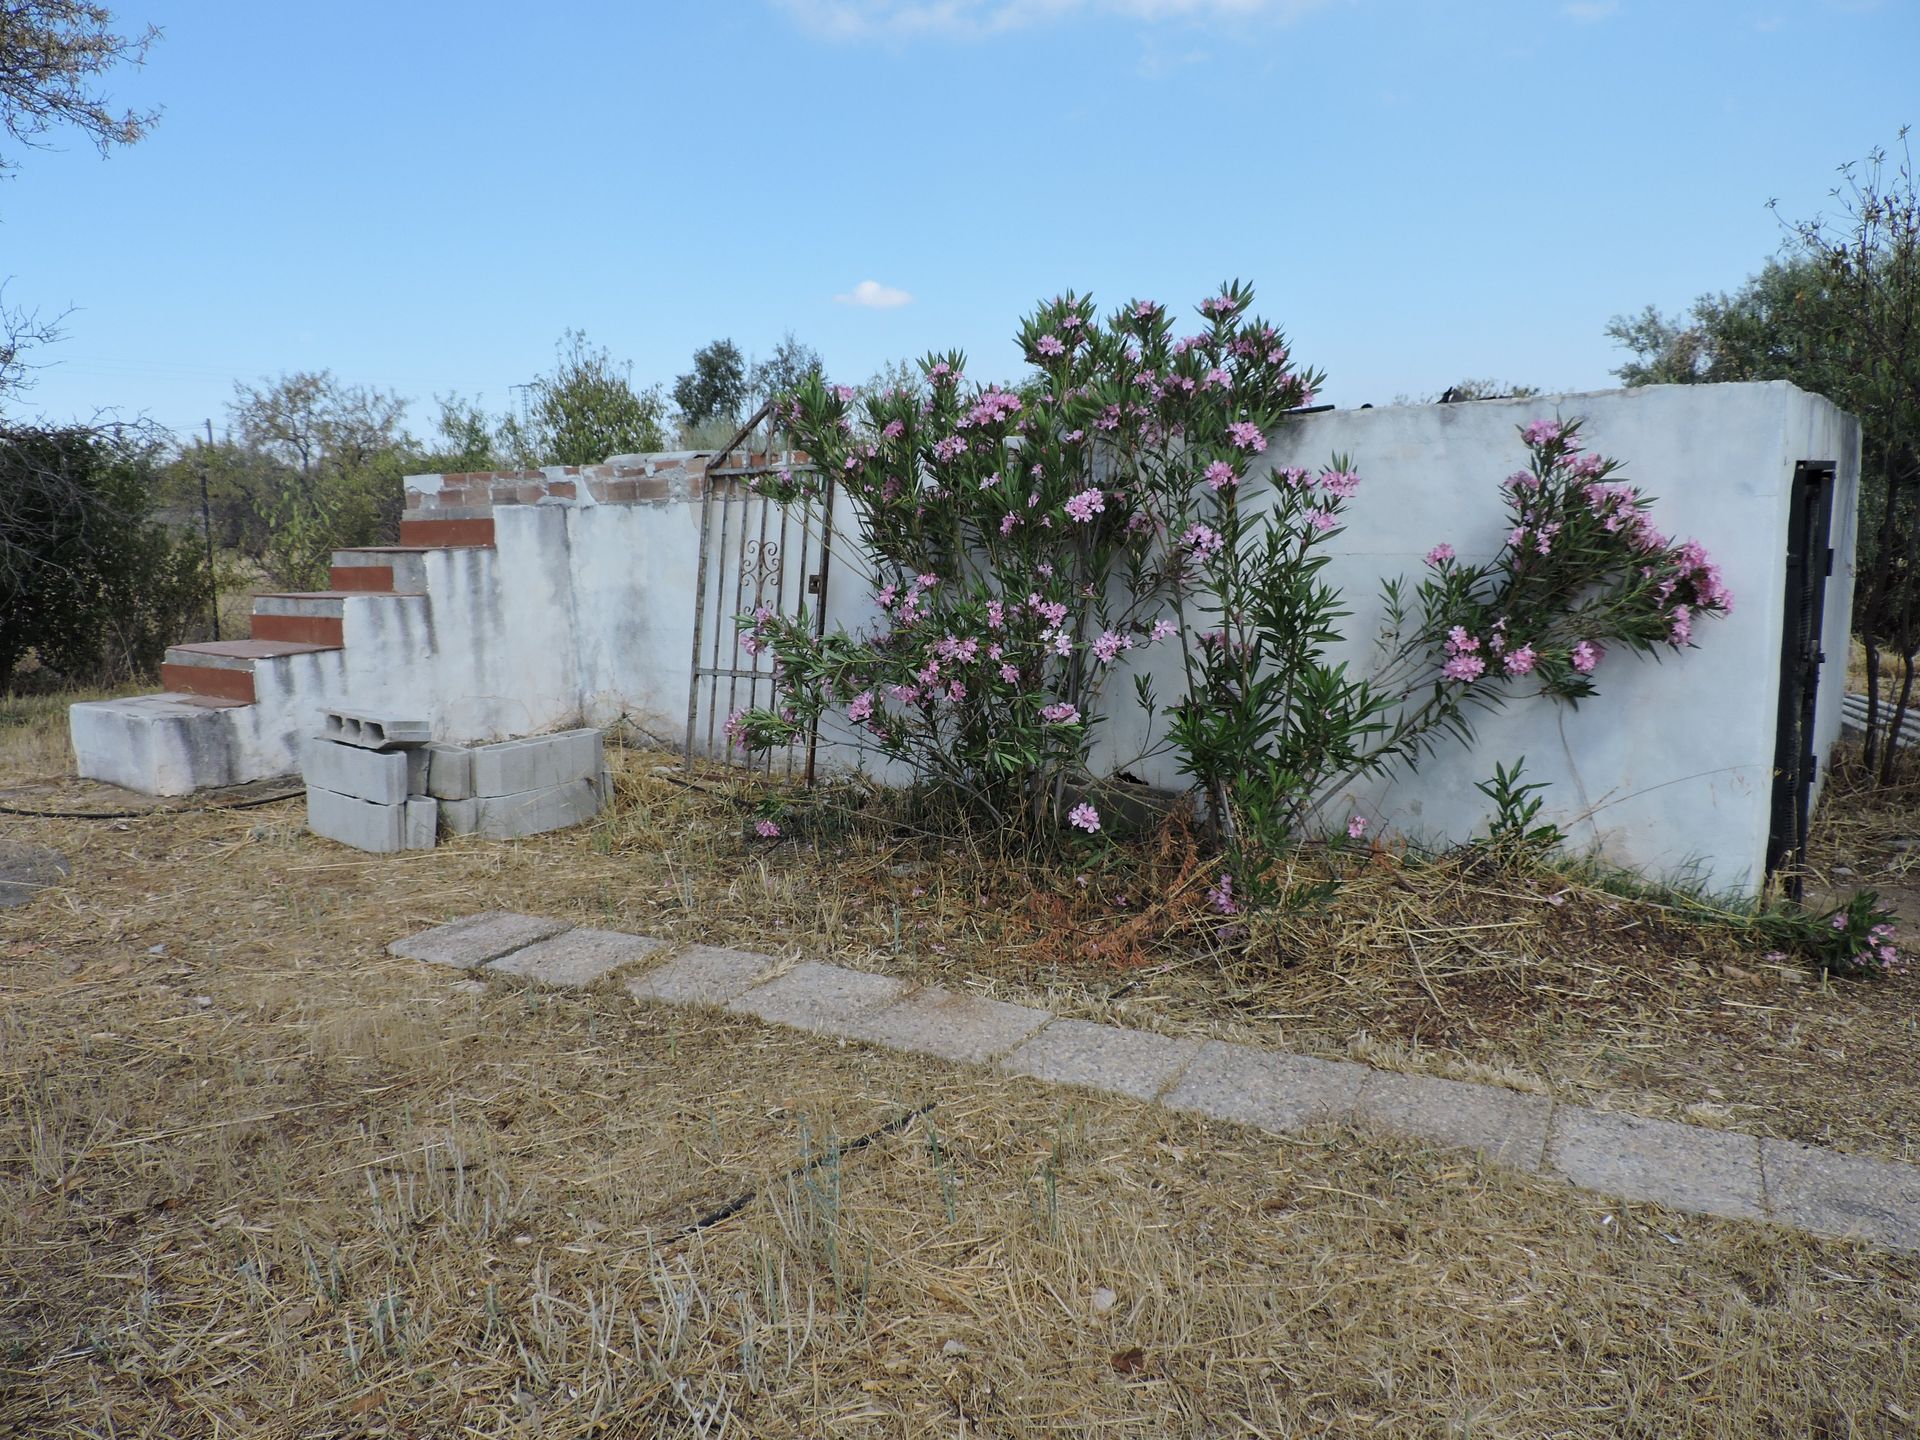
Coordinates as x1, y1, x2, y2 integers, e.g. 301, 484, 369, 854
1162, 1041, 1365, 1133
1546, 1108, 1765, 1222
1356, 1071, 1553, 1171
726, 961, 911, 1036
845, 986, 1051, 1065
389, 911, 571, 969
627, 945, 776, 1007
1000, 1018, 1201, 1102
487, 928, 663, 987
1762, 1138, 1920, 1253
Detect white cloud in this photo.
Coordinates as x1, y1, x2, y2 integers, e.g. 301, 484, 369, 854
835, 279, 914, 308
777, 0, 1326, 40
1561, 0, 1620, 20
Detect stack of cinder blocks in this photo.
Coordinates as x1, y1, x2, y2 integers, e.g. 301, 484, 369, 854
304, 709, 437, 852
425, 728, 611, 839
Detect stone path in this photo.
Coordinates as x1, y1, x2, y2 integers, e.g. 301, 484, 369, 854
392, 911, 1920, 1256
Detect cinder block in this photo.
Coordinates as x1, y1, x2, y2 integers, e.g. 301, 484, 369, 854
306, 785, 435, 853
405, 796, 437, 849
438, 776, 606, 839
469, 728, 603, 796
426, 743, 474, 800
320, 708, 431, 751
406, 747, 430, 796
304, 737, 408, 805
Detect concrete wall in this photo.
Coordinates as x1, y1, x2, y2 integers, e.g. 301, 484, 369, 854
388, 381, 1855, 893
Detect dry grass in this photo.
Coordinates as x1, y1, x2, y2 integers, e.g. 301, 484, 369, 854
3, 801, 1917, 1436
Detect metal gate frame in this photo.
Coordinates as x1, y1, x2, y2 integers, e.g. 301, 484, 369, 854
1765, 459, 1837, 894
684, 403, 835, 782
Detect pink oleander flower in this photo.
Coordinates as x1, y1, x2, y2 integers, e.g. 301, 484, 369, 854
1571, 639, 1600, 674
881, 419, 904, 440
916, 573, 938, 591
1319, 469, 1360, 499
1207, 873, 1238, 914
947, 680, 967, 701
754, 819, 781, 839
1068, 802, 1101, 833
1503, 645, 1537, 676
723, 710, 748, 749
1036, 334, 1066, 357
1307, 509, 1337, 533
739, 633, 765, 656
1347, 815, 1368, 840
1064, 488, 1106, 523
1446, 626, 1479, 654
931, 434, 967, 462
1568, 452, 1605, 478
1442, 653, 1486, 682
1000, 512, 1019, 536
1182, 523, 1225, 557
1522, 418, 1565, 447
1669, 604, 1693, 647
981, 470, 1001, 488
1203, 460, 1238, 490
1092, 629, 1132, 663
1226, 420, 1267, 452
1150, 618, 1177, 642
986, 601, 1005, 630
1425, 543, 1455, 566
999, 663, 1020, 684
847, 690, 875, 722
967, 390, 1022, 427
1040, 701, 1081, 724
1134, 299, 1160, 319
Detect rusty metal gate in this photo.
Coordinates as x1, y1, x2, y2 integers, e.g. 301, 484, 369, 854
684, 404, 835, 780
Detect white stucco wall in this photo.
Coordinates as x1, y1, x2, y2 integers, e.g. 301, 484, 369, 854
1091, 381, 1855, 893
199, 379, 1843, 896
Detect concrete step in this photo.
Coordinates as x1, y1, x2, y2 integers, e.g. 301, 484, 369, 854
330, 546, 447, 594
250, 590, 425, 646
162, 639, 341, 704
399, 516, 495, 548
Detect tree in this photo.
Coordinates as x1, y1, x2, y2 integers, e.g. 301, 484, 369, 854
0, 2, 157, 179
672, 338, 749, 430
1607, 137, 1920, 779
749, 330, 823, 410
421, 392, 496, 471
498, 329, 668, 466
0, 423, 209, 691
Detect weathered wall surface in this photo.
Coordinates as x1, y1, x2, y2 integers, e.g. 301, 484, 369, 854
385, 381, 1858, 893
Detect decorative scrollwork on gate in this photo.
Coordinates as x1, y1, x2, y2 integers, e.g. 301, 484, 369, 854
742, 539, 782, 586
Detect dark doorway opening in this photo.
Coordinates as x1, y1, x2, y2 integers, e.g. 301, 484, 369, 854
1766, 460, 1838, 896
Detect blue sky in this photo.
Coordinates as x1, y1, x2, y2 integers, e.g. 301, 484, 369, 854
4, 0, 1915, 444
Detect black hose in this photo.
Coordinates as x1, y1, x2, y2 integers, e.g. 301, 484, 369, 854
0, 788, 304, 821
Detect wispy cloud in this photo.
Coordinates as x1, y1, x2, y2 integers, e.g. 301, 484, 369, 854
835, 279, 914, 308
777, 0, 1326, 41
1561, 0, 1619, 20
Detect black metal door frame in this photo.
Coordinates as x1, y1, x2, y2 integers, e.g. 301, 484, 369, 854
1766, 460, 1837, 894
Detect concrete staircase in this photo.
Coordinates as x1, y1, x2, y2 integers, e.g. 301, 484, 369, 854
71, 518, 496, 795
